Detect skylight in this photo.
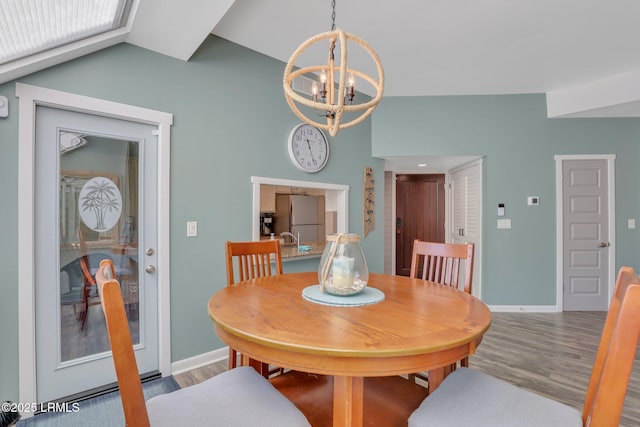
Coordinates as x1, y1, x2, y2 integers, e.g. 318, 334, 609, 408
0, 0, 129, 65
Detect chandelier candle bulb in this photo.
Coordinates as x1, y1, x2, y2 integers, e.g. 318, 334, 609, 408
320, 70, 327, 95
348, 73, 355, 99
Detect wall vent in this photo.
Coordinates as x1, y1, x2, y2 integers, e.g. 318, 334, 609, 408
292, 75, 317, 96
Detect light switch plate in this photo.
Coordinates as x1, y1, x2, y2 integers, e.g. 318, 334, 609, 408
187, 221, 198, 237
629, 219, 636, 229
0, 95, 8, 117
497, 219, 512, 229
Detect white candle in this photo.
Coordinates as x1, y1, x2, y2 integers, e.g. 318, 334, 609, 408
320, 70, 327, 94
332, 256, 354, 287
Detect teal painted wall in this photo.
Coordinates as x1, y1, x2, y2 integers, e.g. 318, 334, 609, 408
2, 35, 639, 403
0, 36, 384, 400
372, 95, 640, 305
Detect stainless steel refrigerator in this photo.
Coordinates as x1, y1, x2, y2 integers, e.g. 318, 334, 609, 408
274, 195, 325, 243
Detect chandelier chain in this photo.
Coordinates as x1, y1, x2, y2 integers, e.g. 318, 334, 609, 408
330, 0, 336, 31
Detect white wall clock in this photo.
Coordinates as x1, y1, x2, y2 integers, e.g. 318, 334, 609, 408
288, 123, 329, 173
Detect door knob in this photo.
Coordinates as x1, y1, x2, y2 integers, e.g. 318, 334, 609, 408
146, 248, 155, 256
145, 265, 156, 273
598, 242, 610, 248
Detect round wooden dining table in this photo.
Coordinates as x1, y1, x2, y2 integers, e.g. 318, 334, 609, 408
208, 272, 491, 427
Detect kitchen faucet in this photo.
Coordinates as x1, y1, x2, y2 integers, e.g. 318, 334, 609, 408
280, 231, 299, 246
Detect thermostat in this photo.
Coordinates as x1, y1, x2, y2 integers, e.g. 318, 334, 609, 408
527, 196, 539, 206
0, 96, 7, 118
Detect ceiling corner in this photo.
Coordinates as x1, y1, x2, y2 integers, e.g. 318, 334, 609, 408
547, 69, 640, 118
126, 0, 236, 61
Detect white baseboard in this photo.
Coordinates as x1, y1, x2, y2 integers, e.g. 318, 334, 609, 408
488, 305, 559, 313
171, 347, 228, 376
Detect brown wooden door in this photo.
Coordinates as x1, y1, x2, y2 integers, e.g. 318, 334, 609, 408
396, 174, 446, 276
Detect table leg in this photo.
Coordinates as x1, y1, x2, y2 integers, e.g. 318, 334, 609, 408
241, 355, 269, 377
333, 376, 364, 427
428, 367, 445, 391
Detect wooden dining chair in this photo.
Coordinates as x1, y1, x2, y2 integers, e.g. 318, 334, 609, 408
225, 240, 283, 375
225, 240, 283, 287
95, 259, 310, 427
408, 240, 474, 385
409, 240, 474, 294
60, 253, 108, 330
408, 266, 640, 427
60, 226, 114, 331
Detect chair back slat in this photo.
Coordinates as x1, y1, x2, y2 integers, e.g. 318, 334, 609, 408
246, 253, 273, 278
410, 240, 474, 294
96, 259, 151, 427
583, 267, 640, 426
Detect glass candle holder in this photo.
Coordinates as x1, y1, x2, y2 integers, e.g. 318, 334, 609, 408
318, 233, 368, 295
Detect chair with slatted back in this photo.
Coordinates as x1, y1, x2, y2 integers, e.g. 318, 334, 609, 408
409, 266, 640, 427
225, 240, 283, 376
409, 240, 475, 295
408, 240, 474, 386
60, 225, 114, 331
95, 259, 310, 427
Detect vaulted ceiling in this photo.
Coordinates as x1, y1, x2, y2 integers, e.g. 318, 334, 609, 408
2, 0, 640, 118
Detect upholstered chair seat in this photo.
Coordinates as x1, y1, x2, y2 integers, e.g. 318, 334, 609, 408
146, 366, 310, 427
408, 367, 581, 427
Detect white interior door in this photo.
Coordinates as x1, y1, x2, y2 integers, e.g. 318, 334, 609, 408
562, 158, 611, 311
449, 159, 482, 299
35, 106, 158, 402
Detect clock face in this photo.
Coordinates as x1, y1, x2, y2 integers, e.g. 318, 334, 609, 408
288, 124, 329, 173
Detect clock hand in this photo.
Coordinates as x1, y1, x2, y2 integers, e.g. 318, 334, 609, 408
306, 139, 316, 162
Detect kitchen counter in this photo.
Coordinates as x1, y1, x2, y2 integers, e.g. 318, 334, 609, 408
280, 242, 325, 260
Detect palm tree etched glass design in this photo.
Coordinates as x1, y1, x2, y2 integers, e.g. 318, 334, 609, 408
78, 177, 123, 232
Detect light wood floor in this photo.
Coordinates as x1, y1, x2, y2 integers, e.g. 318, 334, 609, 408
175, 312, 640, 426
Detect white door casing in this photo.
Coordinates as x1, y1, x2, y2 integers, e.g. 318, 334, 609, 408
17, 83, 172, 407
555, 155, 615, 311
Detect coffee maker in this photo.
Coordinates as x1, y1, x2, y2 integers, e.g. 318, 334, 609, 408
260, 213, 274, 237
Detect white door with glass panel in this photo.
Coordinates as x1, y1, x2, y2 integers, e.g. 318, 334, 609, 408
35, 106, 158, 402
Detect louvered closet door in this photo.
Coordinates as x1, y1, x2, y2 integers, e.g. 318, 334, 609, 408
450, 160, 482, 298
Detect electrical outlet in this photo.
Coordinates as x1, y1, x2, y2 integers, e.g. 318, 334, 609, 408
629, 219, 636, 229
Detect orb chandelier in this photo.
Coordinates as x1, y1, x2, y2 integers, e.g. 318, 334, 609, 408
283, 0, 384, 137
